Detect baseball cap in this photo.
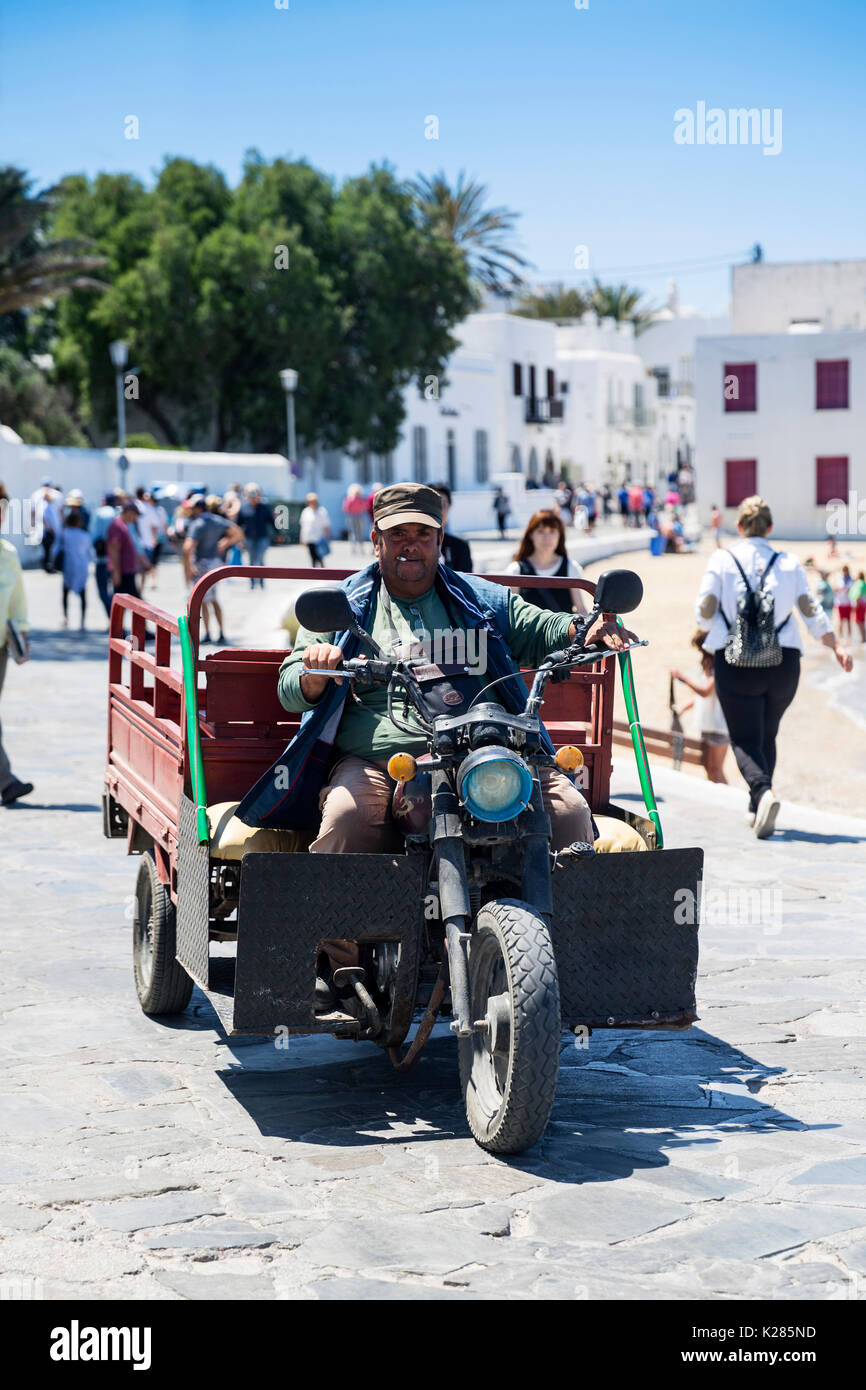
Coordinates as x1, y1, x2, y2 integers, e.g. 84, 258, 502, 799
372, 482, 442, 531
188, 493, 206, 509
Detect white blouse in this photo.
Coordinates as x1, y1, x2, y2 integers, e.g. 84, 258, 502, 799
695, 538, 832, 654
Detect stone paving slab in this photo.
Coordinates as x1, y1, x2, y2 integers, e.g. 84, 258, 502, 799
0, 555, 864, 1299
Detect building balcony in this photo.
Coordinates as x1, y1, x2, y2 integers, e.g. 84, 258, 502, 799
606, 404, 656, 428
525, 396, 564, 424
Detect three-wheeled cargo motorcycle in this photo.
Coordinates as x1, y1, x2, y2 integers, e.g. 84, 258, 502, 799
103, 564, 702, 1154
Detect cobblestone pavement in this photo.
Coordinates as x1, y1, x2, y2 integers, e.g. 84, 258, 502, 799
1, 551, 865, 1301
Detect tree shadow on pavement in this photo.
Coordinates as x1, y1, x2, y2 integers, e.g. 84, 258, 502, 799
210, 1020, 826, 1180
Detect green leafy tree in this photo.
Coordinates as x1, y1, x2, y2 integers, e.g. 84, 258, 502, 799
0, 167, 106, 356
514, 282, 590, 322
590, 279, 655, 332
410, 169, 529, 292
0, 346, 86, 445
50, 154, 475, 454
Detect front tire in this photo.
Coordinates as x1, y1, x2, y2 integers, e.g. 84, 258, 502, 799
458, 898, 560, 1154
133, 852, 193, 1015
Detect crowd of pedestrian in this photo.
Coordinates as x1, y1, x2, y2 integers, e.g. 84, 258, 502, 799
21, 477, 281, 634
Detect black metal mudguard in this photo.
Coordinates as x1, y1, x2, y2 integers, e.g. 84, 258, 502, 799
232, 851, 425, 1043
551, 846, 703, 1029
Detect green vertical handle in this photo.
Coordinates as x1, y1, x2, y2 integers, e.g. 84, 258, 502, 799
616, 619, 664, 849
178, 614, 210, 845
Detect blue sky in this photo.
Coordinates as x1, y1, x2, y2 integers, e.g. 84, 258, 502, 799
3, 0, 864, 314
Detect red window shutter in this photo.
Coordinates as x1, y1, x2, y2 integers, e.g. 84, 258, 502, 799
725, 459, 757, 507
723, 362, 757, 412
512, 363, 523, 397
816, 456, 848, 505
816, 359, 849, 409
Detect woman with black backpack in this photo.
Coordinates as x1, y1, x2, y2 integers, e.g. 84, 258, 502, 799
695, 496, 852, 838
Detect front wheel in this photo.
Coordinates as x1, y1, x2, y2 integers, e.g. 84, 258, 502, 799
458, 899, 561, 1154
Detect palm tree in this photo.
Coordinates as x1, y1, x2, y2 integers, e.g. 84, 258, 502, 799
590, 279, 655, 333
514, 282, 590, 322
0, 167, 106, 317
410, 170, 529, 292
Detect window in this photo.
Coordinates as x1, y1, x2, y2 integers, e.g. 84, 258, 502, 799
546, 368, 556, 399
816, 456, 848, 505
725, 458, 757, 507
512, 363, 523, 397
816, 359, 849, 410
474, 429, 489, 484
724, 362, 757, 412
528, 447, 539, 479
510, 445, 522, 473
412, 425, 427, 482
322, 449, 342, 480
446, 429, 457, 493
652, 367, 670, 397
378, 452, 394, 485
528, 365, 537, 401
358, 450, 372, 485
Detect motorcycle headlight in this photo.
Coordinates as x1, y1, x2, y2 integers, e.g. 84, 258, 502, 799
458, 747, 533, 823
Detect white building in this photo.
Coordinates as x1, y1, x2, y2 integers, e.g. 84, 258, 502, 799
695, 260, 866, 539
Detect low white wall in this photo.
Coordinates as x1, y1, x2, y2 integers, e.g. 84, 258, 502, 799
0, 436, 293, 562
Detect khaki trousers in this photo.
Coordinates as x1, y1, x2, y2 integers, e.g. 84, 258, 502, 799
310, 754, 593, 854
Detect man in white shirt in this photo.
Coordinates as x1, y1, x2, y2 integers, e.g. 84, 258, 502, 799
695, 495, 851, 837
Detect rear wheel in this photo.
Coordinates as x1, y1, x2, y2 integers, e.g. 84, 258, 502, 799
458, 898, 560, 1154
133, 852, 193, 1015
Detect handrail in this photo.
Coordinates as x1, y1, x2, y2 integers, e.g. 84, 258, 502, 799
617, 617, 663, 848
178, 614, 209, 845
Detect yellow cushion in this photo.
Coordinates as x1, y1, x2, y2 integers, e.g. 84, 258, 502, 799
207, 802, 306, 860
593, 814, 649, 853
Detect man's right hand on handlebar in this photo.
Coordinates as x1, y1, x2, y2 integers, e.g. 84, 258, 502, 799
299, 643, 346, 701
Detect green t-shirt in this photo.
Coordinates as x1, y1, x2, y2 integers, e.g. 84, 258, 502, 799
278, 582, 575, 764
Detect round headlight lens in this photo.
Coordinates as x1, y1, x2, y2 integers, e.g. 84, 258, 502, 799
459, 751, 533, 822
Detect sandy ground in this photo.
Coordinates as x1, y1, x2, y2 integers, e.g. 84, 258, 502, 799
577, 536, 866, 819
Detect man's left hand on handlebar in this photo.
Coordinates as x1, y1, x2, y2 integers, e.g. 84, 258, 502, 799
577, 616, 639, 651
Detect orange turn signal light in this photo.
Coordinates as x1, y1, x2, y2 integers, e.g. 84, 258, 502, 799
555, 745, 584, 773
387, 752, 417, 783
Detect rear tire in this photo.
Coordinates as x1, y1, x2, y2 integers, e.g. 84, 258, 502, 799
133, 852, 193, 1015
458, 898, 560, 1154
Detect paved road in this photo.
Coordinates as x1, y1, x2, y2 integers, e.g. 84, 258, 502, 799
1, 551, 865, 1301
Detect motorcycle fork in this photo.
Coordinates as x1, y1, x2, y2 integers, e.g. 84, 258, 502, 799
521, 780, 554, 923
430, 769, 474, 1037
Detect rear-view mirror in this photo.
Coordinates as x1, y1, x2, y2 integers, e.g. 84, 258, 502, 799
294, 586, 354, 634
593, 569, 643, 615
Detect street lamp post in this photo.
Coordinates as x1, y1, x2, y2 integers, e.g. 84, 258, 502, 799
279, 368, 298, 496
109, 340, 129, 490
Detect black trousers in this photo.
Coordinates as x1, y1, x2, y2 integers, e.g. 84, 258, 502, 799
713, 649, 800, 811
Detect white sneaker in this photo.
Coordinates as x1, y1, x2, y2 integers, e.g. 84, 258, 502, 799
754, 789, 780, 839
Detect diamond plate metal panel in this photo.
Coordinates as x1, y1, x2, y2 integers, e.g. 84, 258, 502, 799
233, 852, 425, 1039
176, 794, 210, 988
551, 846, 702, 1028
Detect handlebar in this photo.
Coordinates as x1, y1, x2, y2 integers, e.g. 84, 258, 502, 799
303, 640, 648, 690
